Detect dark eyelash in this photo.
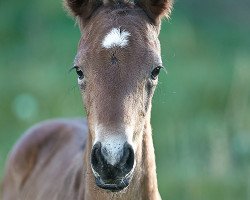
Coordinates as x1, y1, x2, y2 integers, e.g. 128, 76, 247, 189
69, 65, 79, 72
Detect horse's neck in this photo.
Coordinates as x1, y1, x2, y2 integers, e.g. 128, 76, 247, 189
81, 119, 160, 200
141, 121, 160, 200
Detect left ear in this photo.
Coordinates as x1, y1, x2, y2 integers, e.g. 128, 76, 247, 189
137, 0, 173, 24
64, 0, 102, 20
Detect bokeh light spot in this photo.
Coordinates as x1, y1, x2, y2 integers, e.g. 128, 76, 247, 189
12, 93, 39, 122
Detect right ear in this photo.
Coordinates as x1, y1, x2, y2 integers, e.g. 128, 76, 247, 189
137, 0, 173, 24
64, 0, 102, 19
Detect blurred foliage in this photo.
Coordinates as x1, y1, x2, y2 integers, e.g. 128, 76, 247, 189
0, 0, 250, 199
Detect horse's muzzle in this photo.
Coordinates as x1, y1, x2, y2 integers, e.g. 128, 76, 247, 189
91, 142, 134, 192
95, 176, 130, 192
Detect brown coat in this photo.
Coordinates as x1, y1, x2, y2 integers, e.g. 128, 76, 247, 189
2, 0, 173, 199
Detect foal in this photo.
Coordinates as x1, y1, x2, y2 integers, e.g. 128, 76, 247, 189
2, 0, 173, 199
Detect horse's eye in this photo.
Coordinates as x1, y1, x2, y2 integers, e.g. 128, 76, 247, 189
75, 67, 84, 80
151, 66, 162, 80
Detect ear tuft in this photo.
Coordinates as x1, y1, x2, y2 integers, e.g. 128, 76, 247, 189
137, 0, 173, 24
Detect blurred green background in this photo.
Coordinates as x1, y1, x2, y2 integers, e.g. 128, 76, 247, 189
1, 0, 250, 199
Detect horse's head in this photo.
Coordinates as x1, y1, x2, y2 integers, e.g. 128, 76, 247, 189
65, 0, 172, 192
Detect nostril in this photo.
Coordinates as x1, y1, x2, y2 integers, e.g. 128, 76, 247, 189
126, 147, 134, 170
91, 142, 104, 170
120, 143, 134, 172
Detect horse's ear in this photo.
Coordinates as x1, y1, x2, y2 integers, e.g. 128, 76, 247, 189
64, 0, 102, 18
137, 0, 173, 24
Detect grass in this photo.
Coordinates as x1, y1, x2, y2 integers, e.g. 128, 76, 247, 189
0, 0, 250, 199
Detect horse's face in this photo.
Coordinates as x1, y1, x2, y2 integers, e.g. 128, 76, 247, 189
65, 0, 172, 192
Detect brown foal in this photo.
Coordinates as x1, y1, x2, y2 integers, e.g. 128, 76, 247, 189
2, 0, 173, 199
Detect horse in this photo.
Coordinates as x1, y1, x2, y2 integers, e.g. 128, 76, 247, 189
1, 0, 173, 199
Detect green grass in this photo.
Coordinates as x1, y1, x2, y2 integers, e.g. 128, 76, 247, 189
1, 0, 250, 199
